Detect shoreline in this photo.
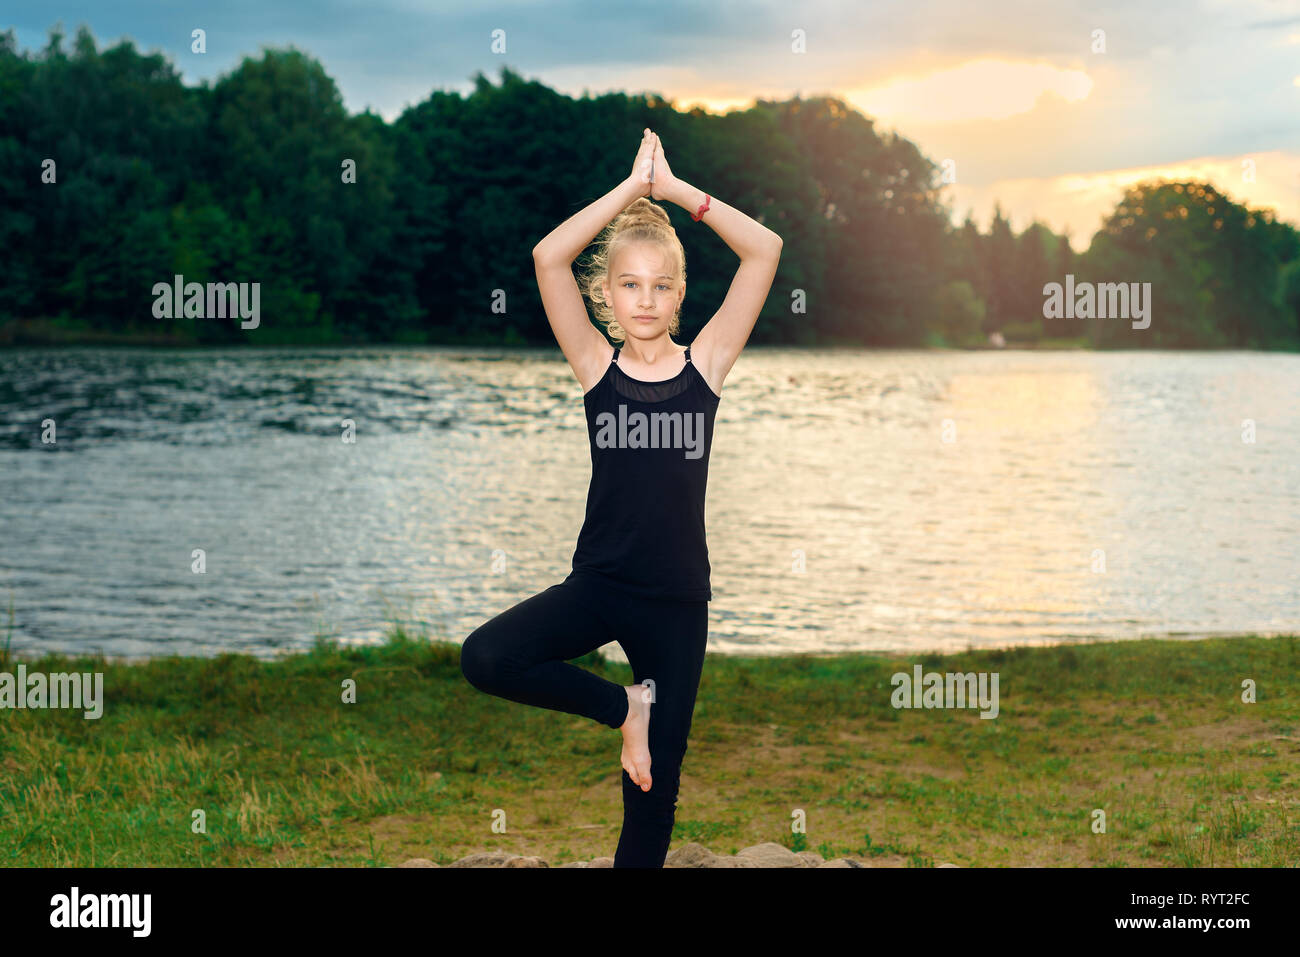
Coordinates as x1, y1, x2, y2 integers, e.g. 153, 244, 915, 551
1, 626, 1294, 668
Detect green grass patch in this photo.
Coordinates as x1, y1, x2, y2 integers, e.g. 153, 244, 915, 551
0, 629, 1295, 866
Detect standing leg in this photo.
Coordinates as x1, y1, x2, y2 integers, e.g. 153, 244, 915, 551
460, 577, 629, 731
608, 594, 710, 868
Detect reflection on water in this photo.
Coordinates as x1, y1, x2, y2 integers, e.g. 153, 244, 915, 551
1, 346, 1297, 661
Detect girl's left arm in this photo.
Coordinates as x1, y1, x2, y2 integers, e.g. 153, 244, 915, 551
660, 178, 782, 395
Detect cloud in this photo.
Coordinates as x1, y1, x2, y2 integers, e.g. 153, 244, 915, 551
846, 59, 1094, 124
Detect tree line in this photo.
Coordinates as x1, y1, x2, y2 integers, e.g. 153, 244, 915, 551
2, 25, 1297, 349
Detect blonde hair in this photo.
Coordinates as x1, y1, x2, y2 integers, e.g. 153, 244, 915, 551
580, 197, 685, 342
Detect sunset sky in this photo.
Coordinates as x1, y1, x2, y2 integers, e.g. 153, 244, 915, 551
8, 0, 1299, 250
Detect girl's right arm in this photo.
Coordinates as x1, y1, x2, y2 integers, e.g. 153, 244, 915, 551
532, 130, 657, 393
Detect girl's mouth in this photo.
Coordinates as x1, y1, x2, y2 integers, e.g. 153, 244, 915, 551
634, 315, 656, 323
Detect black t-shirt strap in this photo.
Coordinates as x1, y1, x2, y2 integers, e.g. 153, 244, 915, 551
612, 346, 620, 364
685, 345, 692, 364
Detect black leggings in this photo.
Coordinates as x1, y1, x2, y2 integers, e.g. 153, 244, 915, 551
459, 571, 709, 868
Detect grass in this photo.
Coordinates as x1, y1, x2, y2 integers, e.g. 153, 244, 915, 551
0, 624, 1296, 867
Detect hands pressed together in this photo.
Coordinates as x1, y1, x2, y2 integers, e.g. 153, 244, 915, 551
629, 128, 675, 201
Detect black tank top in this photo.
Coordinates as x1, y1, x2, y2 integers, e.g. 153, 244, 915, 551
569, 343, 720, 601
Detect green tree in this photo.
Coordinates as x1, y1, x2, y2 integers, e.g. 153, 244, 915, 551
929, 280, 985, 346
3, 24, 1297, 351
1080, 181, 1297, 349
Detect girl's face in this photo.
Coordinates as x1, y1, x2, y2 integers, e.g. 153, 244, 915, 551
604, 242, 684, 341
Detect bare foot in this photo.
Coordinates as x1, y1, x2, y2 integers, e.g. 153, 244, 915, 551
620, 683, 652, 792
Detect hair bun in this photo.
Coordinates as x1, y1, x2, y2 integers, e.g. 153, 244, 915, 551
615, 197, 673, 233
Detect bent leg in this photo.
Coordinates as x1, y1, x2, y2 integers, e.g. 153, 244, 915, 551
459, 578, 629, 730
610, 596, 710, 868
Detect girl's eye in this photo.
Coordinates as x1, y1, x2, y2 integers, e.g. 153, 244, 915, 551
623, 282, 672, 290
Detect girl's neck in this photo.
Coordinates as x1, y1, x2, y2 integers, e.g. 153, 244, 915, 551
620, 335, 681, 366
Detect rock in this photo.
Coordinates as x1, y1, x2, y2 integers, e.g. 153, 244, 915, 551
397, 858, 438, 868
437, 843, 918, 868
664, 842, 718, 868
734, 843, 804, 867
937, 862, 959, 868
447, 851, 520, 868
446, 852, 548, 867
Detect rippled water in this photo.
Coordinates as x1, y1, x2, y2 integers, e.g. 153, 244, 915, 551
1, 346, 1297, 661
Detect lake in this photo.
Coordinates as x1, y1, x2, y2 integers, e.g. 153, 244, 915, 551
1, 346, 1297, 662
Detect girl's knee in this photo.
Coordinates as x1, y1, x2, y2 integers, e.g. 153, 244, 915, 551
459, 630, 499, 689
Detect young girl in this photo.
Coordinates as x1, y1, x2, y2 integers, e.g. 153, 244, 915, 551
460, 128, 782, 868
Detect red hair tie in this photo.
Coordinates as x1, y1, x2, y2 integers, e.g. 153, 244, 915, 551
692, 194, 712, 221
